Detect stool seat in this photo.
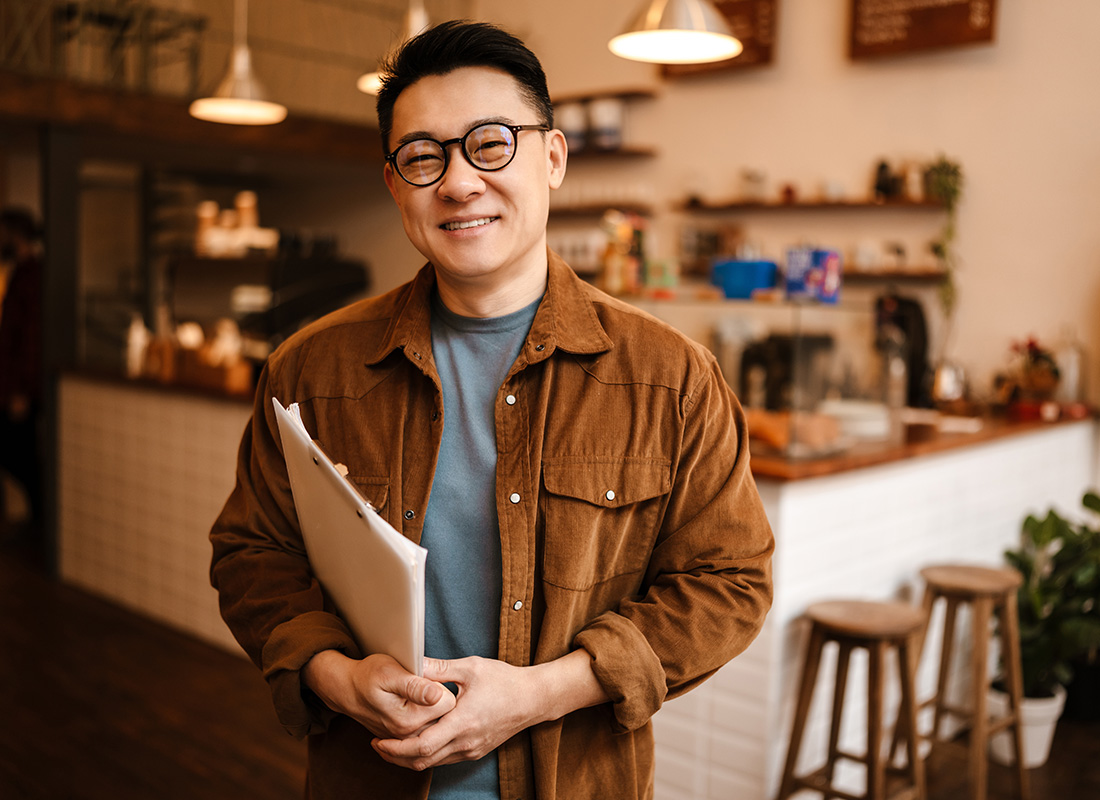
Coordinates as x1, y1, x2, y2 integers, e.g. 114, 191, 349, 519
920, 564, 1022, 595
809, 600, 926, 639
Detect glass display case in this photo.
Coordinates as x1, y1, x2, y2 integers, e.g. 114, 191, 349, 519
631, 297, 906, 460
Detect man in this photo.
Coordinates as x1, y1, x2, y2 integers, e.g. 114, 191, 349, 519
0, 207, 44, 533
210, 20, 773, 800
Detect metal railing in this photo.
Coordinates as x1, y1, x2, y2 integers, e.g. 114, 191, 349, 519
0, 0, 205, 96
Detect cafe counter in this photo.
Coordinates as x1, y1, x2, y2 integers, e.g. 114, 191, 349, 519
56, 373, 1098, 799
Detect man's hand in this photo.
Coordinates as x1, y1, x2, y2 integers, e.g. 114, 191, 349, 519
371, 649, 609, 771
302, 651, 456, 739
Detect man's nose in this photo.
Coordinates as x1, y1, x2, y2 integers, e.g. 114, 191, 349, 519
436, 148, 485, 201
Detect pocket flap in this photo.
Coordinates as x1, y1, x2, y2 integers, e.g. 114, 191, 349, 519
348, 477, 389, 511
543, 459, 671, 508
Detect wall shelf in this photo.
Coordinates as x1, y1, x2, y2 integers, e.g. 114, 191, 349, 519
567, 145, 657, 160
549, 203, 653, 219
844, 267, 946, 282
681, 197, 945, 212
551, 87, 657, 106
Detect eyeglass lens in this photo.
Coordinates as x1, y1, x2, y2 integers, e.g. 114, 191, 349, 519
394, 124, 519, 186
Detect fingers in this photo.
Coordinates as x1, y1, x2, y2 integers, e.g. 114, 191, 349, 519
372, 720, 461, 771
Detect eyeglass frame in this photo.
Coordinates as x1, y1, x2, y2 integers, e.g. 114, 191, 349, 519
385, 122, 552, 187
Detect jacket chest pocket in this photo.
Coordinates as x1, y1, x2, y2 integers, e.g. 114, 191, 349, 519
540, 458, 671, 591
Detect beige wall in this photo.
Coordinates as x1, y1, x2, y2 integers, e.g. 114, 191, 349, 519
469, 0, 1100, 404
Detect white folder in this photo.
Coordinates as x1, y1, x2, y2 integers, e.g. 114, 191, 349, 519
272, 397, 426, 676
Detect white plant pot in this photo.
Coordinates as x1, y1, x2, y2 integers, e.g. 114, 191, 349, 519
986, 684, 1067, 768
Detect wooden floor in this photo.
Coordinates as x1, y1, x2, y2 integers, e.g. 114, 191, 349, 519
0, 528, 307, 799
1, 525, 1096, 799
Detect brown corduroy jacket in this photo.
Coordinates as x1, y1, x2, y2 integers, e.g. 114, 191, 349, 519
209, 251, 774, 800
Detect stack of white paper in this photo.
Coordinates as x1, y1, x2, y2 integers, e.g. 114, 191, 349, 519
272, 397, 426, 676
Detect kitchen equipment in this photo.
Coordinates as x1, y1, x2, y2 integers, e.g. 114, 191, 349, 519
875, 292, 932, 407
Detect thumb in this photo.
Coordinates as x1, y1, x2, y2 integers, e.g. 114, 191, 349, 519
421, 656, 458, 686
403, 669, 448, 706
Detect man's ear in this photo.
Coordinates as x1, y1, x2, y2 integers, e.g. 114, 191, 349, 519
546, 129, 568, 190
383, 162, 401, 203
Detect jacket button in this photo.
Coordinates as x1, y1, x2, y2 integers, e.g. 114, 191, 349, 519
505, 394, 516, 405
403, 509, 415, 520
431, 410, 440, 421
605, 489, 616, 501
512, 600, 523, 611
534, 343, 545, 351
509, 492, 521, 504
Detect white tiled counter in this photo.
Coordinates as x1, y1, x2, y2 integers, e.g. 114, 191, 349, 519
58, 374, 251, 652
651, 417, 1098, 799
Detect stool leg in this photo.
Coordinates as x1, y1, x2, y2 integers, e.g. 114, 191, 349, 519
824, 640, 853, 789
998, 591, 1031, 800
933, 597, 960, 741
777, 623, 827, 800
898, 633, 926, 800
868, 640, 887, 800
889, 586, 936, 764
969, 597, 993, 800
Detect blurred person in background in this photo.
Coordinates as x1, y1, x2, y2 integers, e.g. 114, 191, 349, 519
0, 207, 44, 537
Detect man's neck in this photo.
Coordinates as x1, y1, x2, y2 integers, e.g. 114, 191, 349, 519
434, 266, 548, 319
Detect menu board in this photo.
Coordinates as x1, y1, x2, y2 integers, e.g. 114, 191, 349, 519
663, 0, 778, 78
849, 0, 997, 59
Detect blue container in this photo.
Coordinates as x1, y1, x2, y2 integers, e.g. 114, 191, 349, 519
711, 259, 778, 300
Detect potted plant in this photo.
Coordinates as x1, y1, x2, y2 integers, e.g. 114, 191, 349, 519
989, 491, 1100, 766
925, 156, 967, 409
924, 155, 963, 319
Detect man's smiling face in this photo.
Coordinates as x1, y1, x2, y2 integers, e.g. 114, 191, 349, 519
383, 66, 567, 316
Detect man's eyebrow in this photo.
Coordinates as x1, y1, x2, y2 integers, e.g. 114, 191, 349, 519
392, 117, 518, 149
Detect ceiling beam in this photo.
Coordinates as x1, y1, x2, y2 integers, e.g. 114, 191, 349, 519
0, 70, 382, 165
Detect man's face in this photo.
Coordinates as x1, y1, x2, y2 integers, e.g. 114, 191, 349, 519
384, 67, 566, 310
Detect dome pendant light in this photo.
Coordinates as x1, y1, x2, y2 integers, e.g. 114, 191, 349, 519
357, 0, 430, 95
609, 0, 743, 65
189, 0, 287, 125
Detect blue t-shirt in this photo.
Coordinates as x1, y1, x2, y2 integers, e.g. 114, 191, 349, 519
422, 290, 540, 799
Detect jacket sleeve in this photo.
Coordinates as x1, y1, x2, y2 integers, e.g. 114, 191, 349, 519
209, 358, 361, 739
573, 357, 774, 732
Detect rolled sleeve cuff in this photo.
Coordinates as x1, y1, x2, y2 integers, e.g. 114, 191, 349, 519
261, 611, 362, 738
573, 612, 666, 733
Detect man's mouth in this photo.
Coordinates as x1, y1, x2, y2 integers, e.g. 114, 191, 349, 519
441, 217, 497, 231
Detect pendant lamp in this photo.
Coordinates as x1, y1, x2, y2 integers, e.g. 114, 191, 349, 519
609, 0, 743, 64
357, 0, 429, 95
189, 0, 287, 125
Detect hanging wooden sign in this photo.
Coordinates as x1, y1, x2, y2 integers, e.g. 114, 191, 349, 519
849, 0, 997, 60
663, 0, 778, 78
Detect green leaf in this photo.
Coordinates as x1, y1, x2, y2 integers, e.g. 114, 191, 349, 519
1083, 491, 1100, 514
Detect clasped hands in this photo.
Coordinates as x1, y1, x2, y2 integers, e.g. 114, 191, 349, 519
303, 650, 578, 772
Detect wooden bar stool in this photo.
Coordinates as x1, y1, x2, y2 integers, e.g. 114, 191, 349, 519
910, 564, 1030, 800
776, 600, 926, 800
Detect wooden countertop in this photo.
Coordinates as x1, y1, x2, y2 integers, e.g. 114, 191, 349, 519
68, 371, 1094, 483
750, 415, 1095, 482
63, 370, 255, 406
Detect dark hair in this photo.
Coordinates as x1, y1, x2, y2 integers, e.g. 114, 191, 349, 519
0, 207, 41, 242
375, 20, 553, 155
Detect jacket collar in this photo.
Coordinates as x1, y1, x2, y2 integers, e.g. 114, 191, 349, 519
531, 249, 614, 358
364, 248, 613, 368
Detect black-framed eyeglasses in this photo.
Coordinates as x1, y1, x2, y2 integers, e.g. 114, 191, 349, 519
386, 123, 551, 187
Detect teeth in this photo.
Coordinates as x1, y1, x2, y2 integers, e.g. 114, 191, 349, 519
442, 217, 494, 231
